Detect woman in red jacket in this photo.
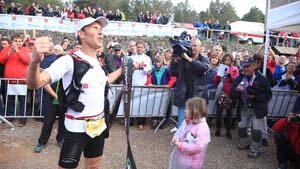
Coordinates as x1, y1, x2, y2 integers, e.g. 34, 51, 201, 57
272, 113, 300, 169
213, 53, 239, 139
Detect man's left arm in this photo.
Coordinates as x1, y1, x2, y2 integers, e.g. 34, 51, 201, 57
254, 77, 272, 102
191, 58, 209, 75
182, 53, 209, 75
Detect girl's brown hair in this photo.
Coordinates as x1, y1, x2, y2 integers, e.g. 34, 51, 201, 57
221, 53, 234, 64
185, 97, 207, 124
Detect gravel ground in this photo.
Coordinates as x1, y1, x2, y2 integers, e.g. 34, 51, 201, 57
0, 119, 277, 169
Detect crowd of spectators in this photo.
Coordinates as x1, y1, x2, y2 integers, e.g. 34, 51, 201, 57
0, 1, 127, 21
0, 27, 300, 168
136, 10, 169, 24
0, 1, 171, 24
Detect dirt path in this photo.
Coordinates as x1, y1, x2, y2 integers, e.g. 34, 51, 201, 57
0, 119, 277, 169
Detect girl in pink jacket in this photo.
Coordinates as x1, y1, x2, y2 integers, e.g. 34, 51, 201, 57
169, 97, 211, 169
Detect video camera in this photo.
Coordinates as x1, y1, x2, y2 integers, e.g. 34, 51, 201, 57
290, 113, 300, 123
169, 31, 193, 58
245, 86, 256, 108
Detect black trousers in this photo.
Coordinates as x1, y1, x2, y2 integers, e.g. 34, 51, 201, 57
274, 132, 300, 167
38, 91, 65, 145
216, 103, 232, 131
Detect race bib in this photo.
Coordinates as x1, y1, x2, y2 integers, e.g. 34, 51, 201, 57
85, 117, 107, 138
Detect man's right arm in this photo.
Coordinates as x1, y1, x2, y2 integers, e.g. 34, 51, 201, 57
26, 37, 52, 89
26, 63, 51, 89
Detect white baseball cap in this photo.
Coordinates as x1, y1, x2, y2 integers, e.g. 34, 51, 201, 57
75, 17, 108, 37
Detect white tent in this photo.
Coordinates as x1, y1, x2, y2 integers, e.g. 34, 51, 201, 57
266, 1, 300, 33
262, 0, 300, 75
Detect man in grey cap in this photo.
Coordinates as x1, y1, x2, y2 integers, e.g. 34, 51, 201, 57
26, 17, 123, 168
231, 58, 272, 158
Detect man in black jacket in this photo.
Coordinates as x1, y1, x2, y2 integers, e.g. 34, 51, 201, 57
170, 38, 209, 131
231, 58, 272, 158
253, 54, 276, 147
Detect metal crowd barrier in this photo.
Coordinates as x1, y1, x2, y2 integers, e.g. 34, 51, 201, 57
109, 85, 171, 117
268, 90, 299, 118
171, 89, 298, 119
0, 78, 298, 123
0, 78, 43, 119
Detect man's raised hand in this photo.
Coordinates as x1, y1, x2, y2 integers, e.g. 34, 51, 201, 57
31, 36, 51, 63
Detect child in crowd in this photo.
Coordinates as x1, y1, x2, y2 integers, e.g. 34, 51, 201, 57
145, 52, 176, 87
146, 52, 176, 129
169, 97, 211, 169
213, 53, 239, 139
205, 52, 220, 89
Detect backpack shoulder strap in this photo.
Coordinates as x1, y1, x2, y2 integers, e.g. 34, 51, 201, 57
65, 53, 92, 91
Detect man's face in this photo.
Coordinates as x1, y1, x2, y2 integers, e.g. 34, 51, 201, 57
1, 40, 10, 49
235, 53, 241, 61
114, 50, 122, 57
289, 56, 297, 64
213, 47, 222, 58
243, 50, 249, 57
192, 40, 201, 56
74, 45, 81, 51
279, 55, 286, 65
80, 22, 103, 49
128, 42, 136, 54
12, 38, 23, 47
136, 43, 145, 55
62, 41, 68, 50
254, 59, 262, 69
243, 63, 255, 76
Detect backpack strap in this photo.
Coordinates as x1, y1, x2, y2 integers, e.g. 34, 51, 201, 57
65, 53, 92, 92
60, 53, 93, 112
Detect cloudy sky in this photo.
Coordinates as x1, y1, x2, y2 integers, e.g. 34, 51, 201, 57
172, 0, 266, 17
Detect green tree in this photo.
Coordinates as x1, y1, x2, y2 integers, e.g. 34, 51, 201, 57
205, 0, 239, 24
242, 6, 265, 23
173, 0, 199, 23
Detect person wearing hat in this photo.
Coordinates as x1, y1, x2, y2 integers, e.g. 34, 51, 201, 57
26, 17, 123, 168
105, 44, 125, 84
231, 57, 272, 158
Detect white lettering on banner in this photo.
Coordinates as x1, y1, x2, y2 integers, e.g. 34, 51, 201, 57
0, 14, 197, 37
7, 84, 27, 95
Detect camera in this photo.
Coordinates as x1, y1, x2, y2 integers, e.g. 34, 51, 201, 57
169, 31, 192, 58
291, 113, 300, 123
246, 86, 256, 108
246, 86, 256, 95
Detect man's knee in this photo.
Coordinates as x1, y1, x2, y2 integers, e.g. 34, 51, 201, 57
59, 157, 79, 169
238, 127, 248, 138
251, 129, 262, 143
84, 156, 102, 169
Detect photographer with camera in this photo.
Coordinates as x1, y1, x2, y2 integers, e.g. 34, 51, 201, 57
272, 112, 300, 169
170, 37, 209, 132
231, 58, 272, 158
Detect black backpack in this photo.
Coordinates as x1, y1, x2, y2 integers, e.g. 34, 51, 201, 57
58, 53, 92, 113
57, 53, 110, 138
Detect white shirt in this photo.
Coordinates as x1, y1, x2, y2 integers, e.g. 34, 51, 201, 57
128, 54, 152, 85
45, 50, 107, 132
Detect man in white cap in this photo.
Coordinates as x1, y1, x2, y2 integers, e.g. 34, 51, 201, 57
26, 17, 123, 168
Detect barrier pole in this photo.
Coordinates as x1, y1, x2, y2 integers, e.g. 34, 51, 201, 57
0, 115, 15, 130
